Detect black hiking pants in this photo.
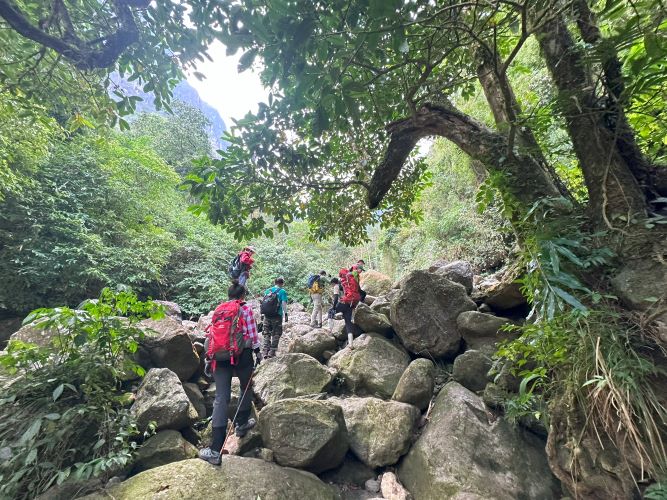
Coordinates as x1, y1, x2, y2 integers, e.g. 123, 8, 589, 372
336, 302, 357, 335
211, 349, 254, 450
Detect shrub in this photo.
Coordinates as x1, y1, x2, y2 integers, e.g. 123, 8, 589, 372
0, 288, 162, 499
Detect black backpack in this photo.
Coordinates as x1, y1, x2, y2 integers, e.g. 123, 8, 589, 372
260, 290, 281, 317
228, 255, 243, 279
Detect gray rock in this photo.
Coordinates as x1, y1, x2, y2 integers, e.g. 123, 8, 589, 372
452, 350, 492, 392
287, 328, 338, 361
130, 368, 198, 431
390, 271, 476, 358
132, 430, 197, 473
398, 382, 559, 499
253, 353, 333, 405
81, 457, 339, 499
331, 397, 419, 468
138, 317, 200, 381
365, 479, 381, 493
153, 300, 182, 321
328, 334, 410, 399
9, 319, 57, 348
352, 303, 393, 336
392, 358, 435, 410
434, 260, 474, 294
359, 270, 393, 297
196, 310, 214, 332
258, 399, 348, 473
320, 455, 377, 487
182, 382, 206, 419
483, 281, 527, 311
369, 296, 391, 318
380, 472, 411, 500
456, 311, 514, 352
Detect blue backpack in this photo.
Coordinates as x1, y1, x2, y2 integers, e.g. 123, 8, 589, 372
306, 274, 319, 288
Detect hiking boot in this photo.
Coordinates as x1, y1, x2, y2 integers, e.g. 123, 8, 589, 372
310, 322, 317, 328
198, 447, 221, 465
267, 348, 276, 359
261, 348, 270, 358
235, 417, 257, 438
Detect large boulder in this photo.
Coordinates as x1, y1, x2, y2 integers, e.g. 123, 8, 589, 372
398, 382, 560, 499
369, 296, 391, 318
253, 353, 333, 405
182, 382, 206, 419
452, 350, 492, 392
456, 311, 514, 352
352, 303, 393, 336
360, 270, 393, 297
391, 358, 435, 410
131, 430, 197, 474
258, 399, 348, 473
153, 300, 182, 321
138, 317, 200, 381
331, 397, 419, 468
478, 277, 527, 311
328, 334, 410, 399
196, 311, 213, 332
390, 271, 476, 358
434, 260, 474, 294
130, 368, 199, 431
287, 328, 337, 361
9, 319, 57, 348
82, 457, 339, 499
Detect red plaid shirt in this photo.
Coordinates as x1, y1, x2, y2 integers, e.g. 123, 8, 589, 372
240, 303, 261, 350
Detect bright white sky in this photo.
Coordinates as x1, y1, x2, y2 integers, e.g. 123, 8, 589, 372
185, 41, 268, 126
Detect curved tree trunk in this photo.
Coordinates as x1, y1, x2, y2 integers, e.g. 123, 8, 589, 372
533, 14, 647, 224
367, 102, 562, 211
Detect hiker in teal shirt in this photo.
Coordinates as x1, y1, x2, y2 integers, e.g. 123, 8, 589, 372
259, 276, 288, 358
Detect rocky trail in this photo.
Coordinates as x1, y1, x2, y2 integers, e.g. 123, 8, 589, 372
9, 261, 563, 500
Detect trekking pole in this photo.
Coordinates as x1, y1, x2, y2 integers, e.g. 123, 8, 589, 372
219, 371, 255, 455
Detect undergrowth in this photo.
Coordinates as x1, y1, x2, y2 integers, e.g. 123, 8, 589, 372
0, 288, 162, 500
492, 198, 667, 488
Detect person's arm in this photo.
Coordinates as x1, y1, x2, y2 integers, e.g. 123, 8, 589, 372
280, 289, 288, 322
243, 306, 261, 350
332, 284, 340, 308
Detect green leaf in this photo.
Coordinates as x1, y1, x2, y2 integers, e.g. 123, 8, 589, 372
19, 419, 42, 445
552, 287, 588, 313
52, 384, 64, 401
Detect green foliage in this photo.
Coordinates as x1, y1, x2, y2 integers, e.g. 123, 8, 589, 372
376, 138, 511, 276
645, 481, 667, 500
0, 1, 227, 127
128, 100, 213, 176
0, 288, 162, 500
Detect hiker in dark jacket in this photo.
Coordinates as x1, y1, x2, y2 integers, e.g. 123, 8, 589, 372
261, 277, 288, 359
198, 282, 262, 465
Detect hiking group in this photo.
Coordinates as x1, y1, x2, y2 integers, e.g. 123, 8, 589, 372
199, 246, 366, 465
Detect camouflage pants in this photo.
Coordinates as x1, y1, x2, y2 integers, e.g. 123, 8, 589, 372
262, 315, 283, 351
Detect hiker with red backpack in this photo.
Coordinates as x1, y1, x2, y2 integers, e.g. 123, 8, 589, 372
260, 276, 289, 359
228, 246, 256, 287
337, 268, 362, 349
199, 281, 262, 465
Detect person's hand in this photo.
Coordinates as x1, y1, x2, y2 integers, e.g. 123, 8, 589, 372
284, 313, 289, 323
253, 348, 263, 367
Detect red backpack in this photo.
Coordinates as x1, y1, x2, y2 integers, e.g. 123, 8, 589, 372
205, 300, 247, 366
339, 269, 361, 305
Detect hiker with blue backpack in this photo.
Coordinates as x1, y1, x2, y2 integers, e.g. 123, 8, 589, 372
228, 246, 256, 287
307, 270, 327, 328
199, 281, 263, 465
260, 276, 289, 359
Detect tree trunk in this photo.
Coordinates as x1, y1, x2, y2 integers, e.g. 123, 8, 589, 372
476, 49, 573, 201
534, 14, 647, 223
367, 102, 562, 210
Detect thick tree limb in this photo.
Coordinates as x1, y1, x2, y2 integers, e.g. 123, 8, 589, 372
533, 12, 647, 222
367, 102, 562, 209
0, 0, 141, 70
